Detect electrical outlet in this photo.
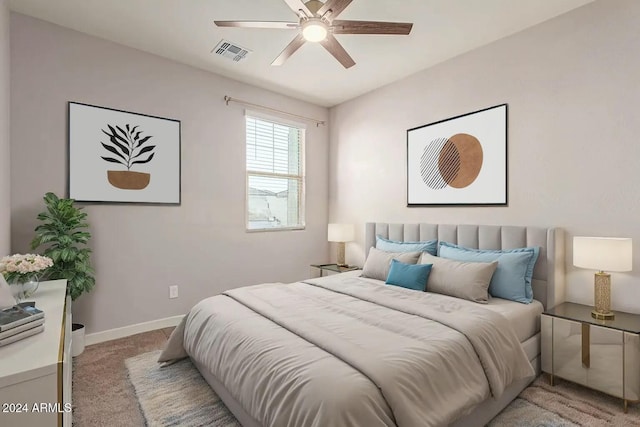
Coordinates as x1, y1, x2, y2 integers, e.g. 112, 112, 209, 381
169, 285, 179, 299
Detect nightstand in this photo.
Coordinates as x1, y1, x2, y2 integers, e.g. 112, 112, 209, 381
541, 302, 640, 412
310, 263, 359, 277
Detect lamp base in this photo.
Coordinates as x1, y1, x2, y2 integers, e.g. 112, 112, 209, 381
591, 310, 615, 320
336, 242, 346, 267
592, 271, 614, 321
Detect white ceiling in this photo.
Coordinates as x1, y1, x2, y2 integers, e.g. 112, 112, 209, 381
8, 0, 594, 107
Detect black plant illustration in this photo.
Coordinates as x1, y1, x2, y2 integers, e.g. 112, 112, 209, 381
100, 124, 156, 171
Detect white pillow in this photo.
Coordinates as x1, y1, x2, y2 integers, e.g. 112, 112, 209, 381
420, 253, 498, 303
361, 247, 421, 281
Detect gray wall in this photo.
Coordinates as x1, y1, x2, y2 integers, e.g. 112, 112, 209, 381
329, 0, 640, 312
0, 0, 9, 255
10, 14, 330, 334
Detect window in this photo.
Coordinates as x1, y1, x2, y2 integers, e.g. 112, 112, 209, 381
246, 114, 305, 231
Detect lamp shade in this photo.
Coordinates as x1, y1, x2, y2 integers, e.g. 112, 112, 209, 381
573, 236, 632, 272
328, 224, 355, 243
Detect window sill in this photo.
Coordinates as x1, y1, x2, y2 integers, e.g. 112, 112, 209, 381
246, 226, 306, 233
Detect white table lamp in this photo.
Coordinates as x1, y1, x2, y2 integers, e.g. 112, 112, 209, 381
573, 236, 632, 320
328, 224, 354, 267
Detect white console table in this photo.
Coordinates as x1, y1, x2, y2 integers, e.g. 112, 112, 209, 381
0, 280, 72, 426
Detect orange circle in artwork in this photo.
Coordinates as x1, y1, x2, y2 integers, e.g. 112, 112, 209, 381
439, 133, 483, 188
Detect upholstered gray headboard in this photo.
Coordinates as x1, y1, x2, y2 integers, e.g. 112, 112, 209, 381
365, 223, 565, 310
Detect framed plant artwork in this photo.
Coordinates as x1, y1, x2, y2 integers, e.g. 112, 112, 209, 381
406, 104, 507, 206
68, 102, 181, 204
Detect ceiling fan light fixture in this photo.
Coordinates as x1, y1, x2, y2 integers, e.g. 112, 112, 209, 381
214, 0, 413, 68
302, 19, 328, 42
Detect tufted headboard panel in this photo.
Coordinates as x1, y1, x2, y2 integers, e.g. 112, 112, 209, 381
365, 223, 565, 310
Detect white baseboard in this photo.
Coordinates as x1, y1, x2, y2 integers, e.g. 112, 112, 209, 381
85, 315, 184, 346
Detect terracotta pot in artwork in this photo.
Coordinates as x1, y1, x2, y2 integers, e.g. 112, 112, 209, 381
107, 170, 150, 190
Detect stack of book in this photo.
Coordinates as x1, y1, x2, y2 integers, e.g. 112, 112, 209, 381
0, 304, 45, 346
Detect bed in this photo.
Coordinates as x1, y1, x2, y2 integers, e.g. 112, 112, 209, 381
160, 222, 565, 427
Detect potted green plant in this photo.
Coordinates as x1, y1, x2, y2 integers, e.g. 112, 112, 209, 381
31, 192, 95, 356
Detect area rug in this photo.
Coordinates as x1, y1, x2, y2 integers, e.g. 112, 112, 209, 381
125, 350, 240, 427
489, 377, 640, 427
127, 350, 640, 426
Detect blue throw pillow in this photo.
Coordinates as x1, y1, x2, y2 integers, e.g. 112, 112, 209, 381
376, 235, 438, 255
438, 242, 539, 304
385, 259, 433, 291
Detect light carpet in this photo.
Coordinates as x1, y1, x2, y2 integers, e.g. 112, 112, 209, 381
127, 350, 640, 426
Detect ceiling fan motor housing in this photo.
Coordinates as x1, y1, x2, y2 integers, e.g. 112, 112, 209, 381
304, 1, 325, 16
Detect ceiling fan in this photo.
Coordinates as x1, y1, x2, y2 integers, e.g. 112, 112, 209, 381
214, 0, 413, 69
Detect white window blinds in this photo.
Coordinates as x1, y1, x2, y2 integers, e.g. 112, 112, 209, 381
246, 115, 305, 231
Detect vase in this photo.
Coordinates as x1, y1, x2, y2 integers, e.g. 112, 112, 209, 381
9, 277, 40, 302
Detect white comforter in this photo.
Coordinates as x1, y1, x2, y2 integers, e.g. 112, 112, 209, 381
159, 274, 534, 427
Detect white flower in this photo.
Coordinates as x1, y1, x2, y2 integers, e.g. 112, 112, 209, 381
0, 254, 54, 277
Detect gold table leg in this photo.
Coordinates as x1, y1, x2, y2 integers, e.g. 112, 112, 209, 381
549, 373, 554, 386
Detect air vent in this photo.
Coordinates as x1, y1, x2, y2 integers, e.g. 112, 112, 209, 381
211, 39, 251, 62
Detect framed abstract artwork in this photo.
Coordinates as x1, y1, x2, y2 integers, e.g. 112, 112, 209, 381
406, 104, 507, 206
68, 102, 181, 204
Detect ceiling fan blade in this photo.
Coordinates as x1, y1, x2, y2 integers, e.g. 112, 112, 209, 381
214, 21, 299, 29
272, 33, 306, 66
317, 0, 352, 20
319, 33, 355, 69
331, 20, 413, 35
282, 0, 313, 18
